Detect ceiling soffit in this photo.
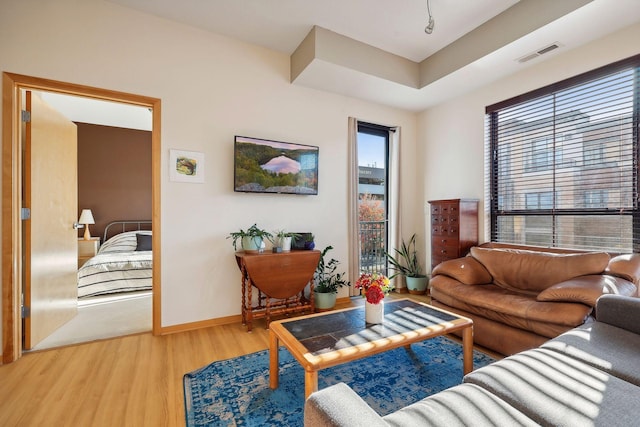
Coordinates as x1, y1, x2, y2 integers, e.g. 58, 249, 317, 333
291, 0, 593, 109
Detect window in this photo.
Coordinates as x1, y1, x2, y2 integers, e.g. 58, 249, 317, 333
486, 54, 640, 253
357, 123, 389, 275
525, 191, 554, 209
583, 189, 608, 208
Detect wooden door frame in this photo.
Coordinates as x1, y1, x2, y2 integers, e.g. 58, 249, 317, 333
2, 72, 162, 364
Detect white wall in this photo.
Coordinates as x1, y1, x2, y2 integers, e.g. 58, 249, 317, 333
0, 0, 420, 339
419, 22, 640, 268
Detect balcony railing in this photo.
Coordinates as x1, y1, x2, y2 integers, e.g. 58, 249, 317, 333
359, 220, 387, 275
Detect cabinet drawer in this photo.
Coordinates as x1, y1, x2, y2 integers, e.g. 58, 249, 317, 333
440, 203, 458, 216
431, 215, 447, 225
432, 224, 461, 237
433, 236, 459, 247
432, 244, 460, 260
78, 240, 99, 257
432, 215, 458, 225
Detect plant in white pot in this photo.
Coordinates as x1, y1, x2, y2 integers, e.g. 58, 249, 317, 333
227, 224, 273, 253
272, 230, 301, 252
314, 246, 350, 311
385, 234, 429, 295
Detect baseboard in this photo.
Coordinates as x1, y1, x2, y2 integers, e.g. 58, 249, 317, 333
159, 314, 243, 335
159, 298, 358, 334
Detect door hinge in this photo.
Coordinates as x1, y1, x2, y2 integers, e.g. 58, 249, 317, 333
21, 207, 31, 220
21, 110, 31, 123
21, 306, 30, 318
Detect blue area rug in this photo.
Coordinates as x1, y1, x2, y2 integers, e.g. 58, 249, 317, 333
184, 336, 495, 426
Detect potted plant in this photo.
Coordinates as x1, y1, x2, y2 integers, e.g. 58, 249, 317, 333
227, 224, 273, 253
385, 233, 429, 294
314, 246, 350, 311
272, 230, 301, 252
303, 234, 316, 250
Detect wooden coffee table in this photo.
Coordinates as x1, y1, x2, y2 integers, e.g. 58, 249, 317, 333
268, 298, 474, 398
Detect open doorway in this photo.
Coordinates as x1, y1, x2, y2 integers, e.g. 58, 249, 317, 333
26, 91, 153, 351
2, 72, 161, 364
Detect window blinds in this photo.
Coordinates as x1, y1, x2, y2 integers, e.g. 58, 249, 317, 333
486, 55, 640, 253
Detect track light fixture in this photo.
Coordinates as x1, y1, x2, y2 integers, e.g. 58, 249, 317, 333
425, 0, 435, 34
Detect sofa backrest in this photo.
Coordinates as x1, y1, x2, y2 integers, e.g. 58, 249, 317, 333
470, 246, 611, 293
479, 242, 591, 254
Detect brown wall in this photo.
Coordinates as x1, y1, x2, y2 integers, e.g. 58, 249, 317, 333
76, 122, 152, 242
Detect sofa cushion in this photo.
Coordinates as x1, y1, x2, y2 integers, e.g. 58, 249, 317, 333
430, 276, 592, 338
536, 275, 637, 306
383, 383, 538, 427
470, 247, 610, 293
605, 253, 640, 286
542, 322, 640, 387
464, 347, 640, 427
431, 256, 492, 285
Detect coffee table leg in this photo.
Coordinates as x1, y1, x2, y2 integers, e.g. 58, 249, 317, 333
305, 369, 318, 399
462, 325, 473, 375
269, 330, 279, 390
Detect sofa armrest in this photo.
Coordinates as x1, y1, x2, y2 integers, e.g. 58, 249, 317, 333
431, 256, 492, 285
605, 253, 640, 287
596, 294, 640, 335
304, 383, 388, 427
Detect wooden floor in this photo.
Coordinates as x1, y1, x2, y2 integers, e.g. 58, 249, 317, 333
0, 293, 490, 426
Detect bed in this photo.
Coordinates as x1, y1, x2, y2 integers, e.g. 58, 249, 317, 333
77, 220, 153, 299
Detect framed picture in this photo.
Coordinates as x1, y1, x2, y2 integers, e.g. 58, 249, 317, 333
169, 149, 205, 183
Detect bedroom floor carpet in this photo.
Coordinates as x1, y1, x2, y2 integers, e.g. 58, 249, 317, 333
30, 292, 152, 351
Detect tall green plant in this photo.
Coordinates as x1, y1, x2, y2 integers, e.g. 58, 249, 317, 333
315, 246, 350, 293
385, 234, 426, 279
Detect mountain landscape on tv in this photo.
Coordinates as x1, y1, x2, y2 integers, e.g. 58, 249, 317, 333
234, 136, 319, 195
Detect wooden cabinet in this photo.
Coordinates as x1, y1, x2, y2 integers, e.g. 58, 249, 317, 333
429, 199, 478, 269
78, 237, 100, 268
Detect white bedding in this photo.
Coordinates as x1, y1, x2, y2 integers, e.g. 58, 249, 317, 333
78, 231, 152, 298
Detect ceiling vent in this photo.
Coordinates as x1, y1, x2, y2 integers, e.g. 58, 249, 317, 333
517, 42, 562, 63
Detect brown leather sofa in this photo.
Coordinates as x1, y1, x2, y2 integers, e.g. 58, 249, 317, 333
429, 242, 640, 355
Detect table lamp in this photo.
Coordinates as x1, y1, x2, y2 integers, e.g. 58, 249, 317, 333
79, 209, 95, 240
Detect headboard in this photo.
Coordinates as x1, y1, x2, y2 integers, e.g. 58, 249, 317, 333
103, 220, 152, 242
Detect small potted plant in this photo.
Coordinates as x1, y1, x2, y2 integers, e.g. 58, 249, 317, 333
272, 230, 301, 252
314, 246, 350, 311
385, 233, 428, 294
303, 234, 316, 250
227, 224, 273, 253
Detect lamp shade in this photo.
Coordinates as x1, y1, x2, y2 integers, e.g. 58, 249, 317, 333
78, 209, 95, 225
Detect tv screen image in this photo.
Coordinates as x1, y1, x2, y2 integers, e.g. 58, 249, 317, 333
234, 136, 319, 195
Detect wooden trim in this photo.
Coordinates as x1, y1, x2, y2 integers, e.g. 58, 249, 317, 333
159, 314, 244, 335
1, 72, 162, 363
2, 73, 20, 364
150, 99, 161, 336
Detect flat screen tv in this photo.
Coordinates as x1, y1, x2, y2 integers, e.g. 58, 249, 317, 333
234, 135, 319, 195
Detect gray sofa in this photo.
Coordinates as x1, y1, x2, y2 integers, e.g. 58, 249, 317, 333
304, 294, 640, 426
